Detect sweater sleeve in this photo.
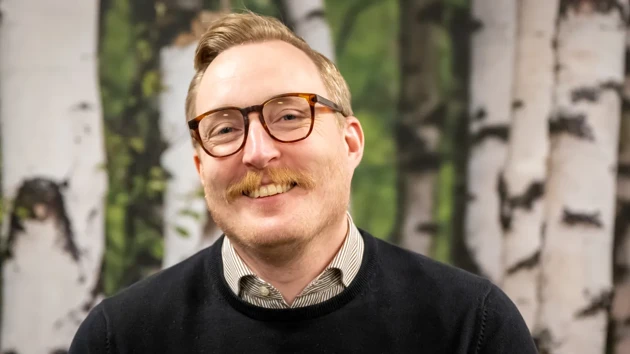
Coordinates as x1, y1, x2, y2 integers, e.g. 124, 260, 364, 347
474, 284, 538, 354
68, 303, 111, 354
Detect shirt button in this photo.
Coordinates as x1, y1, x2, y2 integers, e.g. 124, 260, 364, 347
260, 286, 270, 296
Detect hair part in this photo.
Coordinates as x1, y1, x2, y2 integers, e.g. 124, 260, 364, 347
185, 11, 352, 132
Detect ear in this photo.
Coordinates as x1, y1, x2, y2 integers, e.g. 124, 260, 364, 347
193, 149, 206, 187
343, 116, 364, 169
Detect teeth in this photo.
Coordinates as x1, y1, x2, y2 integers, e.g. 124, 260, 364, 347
247, 183, 294, 198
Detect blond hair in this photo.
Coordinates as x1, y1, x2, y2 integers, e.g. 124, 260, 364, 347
185, 11, 352, 125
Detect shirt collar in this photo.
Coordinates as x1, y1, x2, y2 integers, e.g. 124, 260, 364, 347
221, 211, 364, 296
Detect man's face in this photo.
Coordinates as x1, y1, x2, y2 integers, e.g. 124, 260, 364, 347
193, 40, 364, 250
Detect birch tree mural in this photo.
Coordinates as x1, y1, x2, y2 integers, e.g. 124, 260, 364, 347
0, 0, 107, 352
160, 3, 226, 268
499, 0, 558, 330
537, 2, 627, 353
281, 0, 336, 61
392, 0, 443, 256
465, 0, 517, 283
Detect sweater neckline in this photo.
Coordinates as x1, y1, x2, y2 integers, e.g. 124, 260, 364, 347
206, 229, 378, 322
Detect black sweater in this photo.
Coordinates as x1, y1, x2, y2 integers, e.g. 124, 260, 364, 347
69, 229, 538, 353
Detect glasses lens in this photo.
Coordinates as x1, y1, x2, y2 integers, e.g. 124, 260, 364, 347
198, 109, 244, 156
263, 96, 312, 142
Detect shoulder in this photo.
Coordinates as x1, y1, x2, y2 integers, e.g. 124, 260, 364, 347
98, 240, 217, 327
365, 230, 493, 300
70, 242, 218, 352
362, 230, 536, 352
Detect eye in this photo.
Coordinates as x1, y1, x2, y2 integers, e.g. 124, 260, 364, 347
281, 114, 297, 121
217, 127, 234, 135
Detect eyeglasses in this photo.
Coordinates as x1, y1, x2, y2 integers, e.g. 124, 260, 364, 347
188, 93, 346, 157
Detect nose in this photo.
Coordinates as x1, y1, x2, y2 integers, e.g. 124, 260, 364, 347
241, 113, 280, 169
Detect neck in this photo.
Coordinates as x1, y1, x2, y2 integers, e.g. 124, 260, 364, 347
231, 213, 349, 305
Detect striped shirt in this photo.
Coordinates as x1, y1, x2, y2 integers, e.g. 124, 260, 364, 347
221, 212, 364, 309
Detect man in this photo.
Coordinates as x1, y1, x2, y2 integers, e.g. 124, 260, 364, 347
70, 11, 537, 353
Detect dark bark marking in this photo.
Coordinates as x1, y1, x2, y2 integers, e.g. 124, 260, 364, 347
619, 163, 630, 176
570, 81, 623, 103
533, 328, 553, 354
541, 222, 547, 241
84, 125, 91, 134
416, 222, 439, 235
571, 87, 599, 102
472, 107, 486, 122
549, 113, 595, 141
424, 103, 448, 129
471, 125, 509, 145
72, 101, 93, 111
396, 122, 442, 173
416, 1, 445, 24
499, 175, 545, 232
50, 350, 68, 354
614, 199, 630, 283
470, 17, 484, 32
2, 351, 18, 354
4, 178, 80, 263
88, 208, 99, 222
304, 9, 325, 22
512, 100, 524, 110
560, 0, 628, 21
562, 207, 603, 228
575, 290, 613, 318
551, 37, 559, 50
506, 250, 541, 275
82, 260, 105, 312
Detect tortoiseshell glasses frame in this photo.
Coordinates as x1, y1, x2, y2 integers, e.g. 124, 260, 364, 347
188, 93, 346, 158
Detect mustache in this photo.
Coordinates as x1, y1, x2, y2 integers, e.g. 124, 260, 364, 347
225, 167, 316, 202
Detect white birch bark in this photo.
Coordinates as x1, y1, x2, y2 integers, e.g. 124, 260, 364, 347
159, 6, 226, 268
395, 0, 443, 256
282, 0, 335, 62
611, 37, 630, 354
537, 3, 627, 353
0, 0, 107, 352
160, 42, 222, 268
499, 0, 559, 331
465, 0, 517, 283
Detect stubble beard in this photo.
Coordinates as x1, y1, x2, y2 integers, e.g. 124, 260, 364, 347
205, 157, 350, 264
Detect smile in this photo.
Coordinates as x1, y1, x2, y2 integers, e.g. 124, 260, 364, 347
244, 182, 297, 198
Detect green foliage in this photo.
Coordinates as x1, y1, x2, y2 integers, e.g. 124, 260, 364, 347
100, 0, 166, 295
326, 0, 399, 240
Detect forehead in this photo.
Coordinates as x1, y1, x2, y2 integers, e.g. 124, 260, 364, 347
196, 40, 327, 113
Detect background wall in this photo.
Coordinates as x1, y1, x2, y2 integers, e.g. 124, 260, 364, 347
1, 0, 629, 353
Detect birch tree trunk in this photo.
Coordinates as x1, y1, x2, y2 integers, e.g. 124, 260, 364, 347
0, 0, 107, 351
281, 0, 335, 62
465, 0, 517, 283
160, 4, 224, 268
611, 35, 630, 354
392, 0, 443, 256
537, 2, 627, 353
499, 0, 559, 331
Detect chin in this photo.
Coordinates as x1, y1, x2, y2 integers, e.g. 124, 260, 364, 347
243, 220, 309, 248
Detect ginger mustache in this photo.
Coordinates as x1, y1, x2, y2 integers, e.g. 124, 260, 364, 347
225, 167, 316, 202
